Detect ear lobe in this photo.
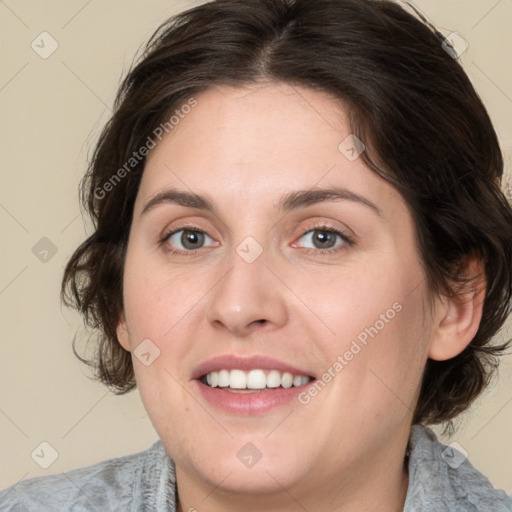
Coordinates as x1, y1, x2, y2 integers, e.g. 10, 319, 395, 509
116, 312, 131, 352
428, 255, 486, 361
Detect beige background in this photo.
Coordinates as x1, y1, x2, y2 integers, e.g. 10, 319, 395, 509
1, 0, 511, 494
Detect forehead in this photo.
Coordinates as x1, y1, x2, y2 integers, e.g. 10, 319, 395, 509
147, 82, 350, 167
135, 83, 403, 219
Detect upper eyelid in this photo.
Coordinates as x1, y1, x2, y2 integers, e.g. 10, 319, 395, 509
293, 226, 353, 247
164, 223, 347, 236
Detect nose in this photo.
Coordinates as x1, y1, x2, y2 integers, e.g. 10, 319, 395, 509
206, 249, 288, 337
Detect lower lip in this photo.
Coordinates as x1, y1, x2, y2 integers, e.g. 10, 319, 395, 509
194, 380, 313, 415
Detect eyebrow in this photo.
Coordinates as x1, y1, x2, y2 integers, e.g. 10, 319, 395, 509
141, 186, 381, 216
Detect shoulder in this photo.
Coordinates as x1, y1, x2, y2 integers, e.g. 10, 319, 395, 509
0, 440, 172, 512
405, 424, 512, 512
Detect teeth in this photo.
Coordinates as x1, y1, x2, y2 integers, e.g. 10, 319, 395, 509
281, 372, 293, 389
203, 369, 312, 390
266, 370, 281, 388
247, 369, 267, 389
229, 369, 247, 389
218, 369, 230, 387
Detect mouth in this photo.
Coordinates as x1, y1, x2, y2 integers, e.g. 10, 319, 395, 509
192, 355, 316, 414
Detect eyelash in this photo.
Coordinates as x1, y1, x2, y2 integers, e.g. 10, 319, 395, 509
159, 223, 354, 257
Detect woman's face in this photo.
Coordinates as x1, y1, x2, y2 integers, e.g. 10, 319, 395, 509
117, 83, 435, 498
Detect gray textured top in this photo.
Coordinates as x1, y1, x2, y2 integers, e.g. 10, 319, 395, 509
1, 424, 510, 511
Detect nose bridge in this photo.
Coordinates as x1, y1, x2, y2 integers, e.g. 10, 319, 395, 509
206, 238, 288, 334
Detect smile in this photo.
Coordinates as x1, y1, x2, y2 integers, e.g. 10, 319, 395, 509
201, 369, 313, 391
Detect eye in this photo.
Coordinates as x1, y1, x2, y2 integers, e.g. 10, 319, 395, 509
295, 226, 352, 253
160, 225, 352, 256
163, 228, 216, 253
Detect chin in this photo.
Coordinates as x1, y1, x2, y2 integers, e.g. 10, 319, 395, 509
174, 436, 312, 494
196, 460, 307, 495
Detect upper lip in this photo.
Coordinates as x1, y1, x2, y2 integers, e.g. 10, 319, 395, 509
192, 354, 315, 380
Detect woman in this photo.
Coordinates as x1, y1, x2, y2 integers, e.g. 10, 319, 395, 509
2, 0, 511, 510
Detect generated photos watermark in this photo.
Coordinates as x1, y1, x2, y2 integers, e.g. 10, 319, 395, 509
94, 97, 198, 200
298, 301, 403, 405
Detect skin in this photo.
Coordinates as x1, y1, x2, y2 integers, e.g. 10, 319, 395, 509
116, 83, 485, 512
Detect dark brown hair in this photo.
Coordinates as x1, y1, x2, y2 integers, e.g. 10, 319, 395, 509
62, 0, 512, 428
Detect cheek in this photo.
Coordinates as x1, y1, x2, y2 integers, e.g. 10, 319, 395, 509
292, 262, 412, 349
364, 296, 429, 382
122, 245, 199, 345
305, 259, 430, 411
123, 258, 195, 439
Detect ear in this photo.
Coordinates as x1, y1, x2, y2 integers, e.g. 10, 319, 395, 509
116, 311, 131, 352
428, 254, 487, 361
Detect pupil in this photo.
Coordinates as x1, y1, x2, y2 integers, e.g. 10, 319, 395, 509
314, 231, 334, 249
182, 230, 203, 249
